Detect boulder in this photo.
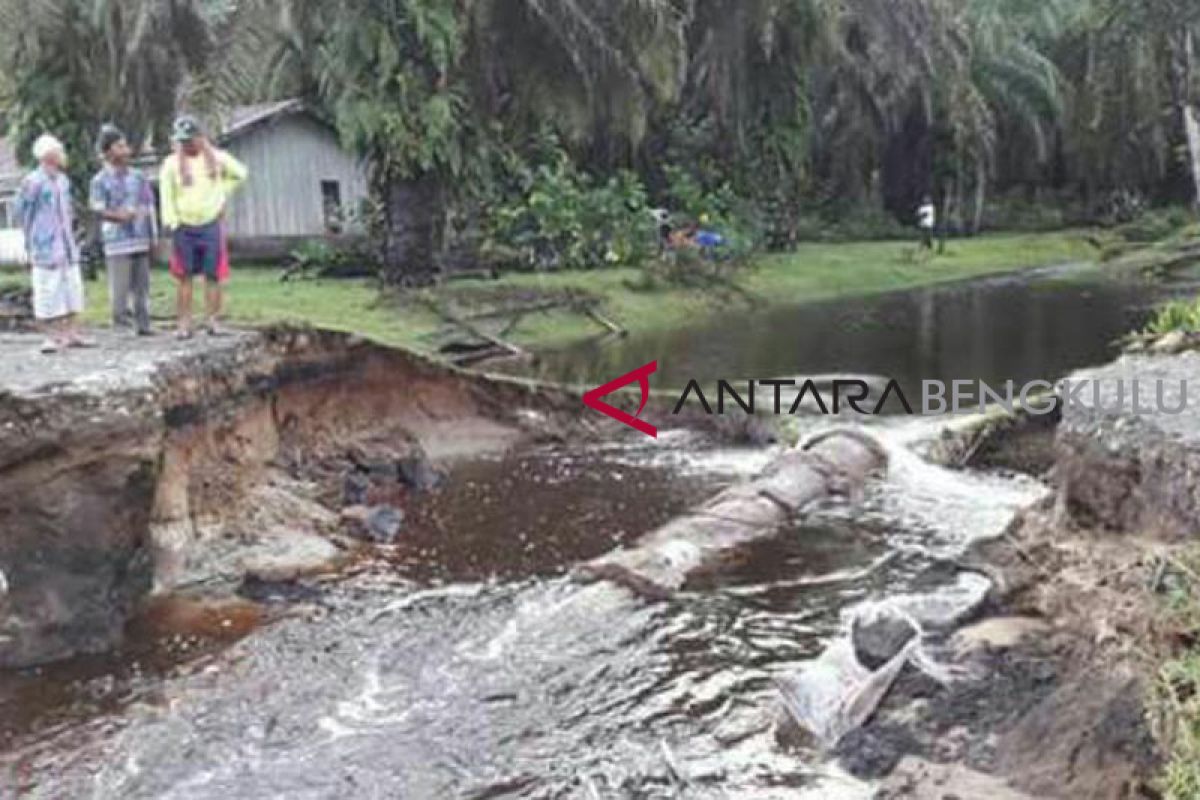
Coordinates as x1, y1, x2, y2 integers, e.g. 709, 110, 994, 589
853, 608, 919, 670
342, 470, 372, 506
365, 505, 405, 543
342, 504, 406, 544
399, 454, 446, 493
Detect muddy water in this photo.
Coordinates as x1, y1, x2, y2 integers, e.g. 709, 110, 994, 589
525, 266, 1163, 392
0, 266, 1155, 798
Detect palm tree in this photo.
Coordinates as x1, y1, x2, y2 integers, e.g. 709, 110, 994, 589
0, 0, 223, 167
246, 0, 685, 285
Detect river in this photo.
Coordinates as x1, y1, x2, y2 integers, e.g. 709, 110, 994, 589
0, 263, 1171, 798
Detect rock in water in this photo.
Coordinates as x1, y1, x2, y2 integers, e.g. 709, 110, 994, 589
399, 455, 445, 493
364, 505, 405, 543
853, 608, 919, 670
342, 471, 371, 506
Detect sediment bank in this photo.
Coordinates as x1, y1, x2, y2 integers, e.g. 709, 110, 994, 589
0, 327, 582, 668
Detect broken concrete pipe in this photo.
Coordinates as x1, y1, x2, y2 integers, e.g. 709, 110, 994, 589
578, 429, 888, 598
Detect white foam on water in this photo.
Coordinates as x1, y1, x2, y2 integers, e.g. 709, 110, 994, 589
865, 422, 1049, 556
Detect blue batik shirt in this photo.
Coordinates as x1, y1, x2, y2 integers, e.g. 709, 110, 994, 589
15, 167, 79, 268
89, 165, 157, 257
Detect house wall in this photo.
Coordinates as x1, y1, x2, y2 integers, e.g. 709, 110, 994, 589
223, 116, 370, 238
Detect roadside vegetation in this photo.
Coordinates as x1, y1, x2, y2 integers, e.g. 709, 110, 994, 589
62, 230, 1097, 350
1153, 549, 1200, 799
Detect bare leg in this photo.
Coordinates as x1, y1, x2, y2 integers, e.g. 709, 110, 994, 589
38, 318, 60, 352
204, 280, 223, 332
177, 277, 194, 335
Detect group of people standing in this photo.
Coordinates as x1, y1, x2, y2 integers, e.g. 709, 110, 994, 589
16, 115, 248, 353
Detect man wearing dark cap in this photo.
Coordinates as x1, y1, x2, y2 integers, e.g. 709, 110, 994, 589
159, 114, 248, 338
89, 124, 157, 335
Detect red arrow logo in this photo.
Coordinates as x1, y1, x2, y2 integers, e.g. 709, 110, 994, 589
583, 361, 658, 438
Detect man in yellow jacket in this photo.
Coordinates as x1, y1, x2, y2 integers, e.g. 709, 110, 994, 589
160, 115, 248, 338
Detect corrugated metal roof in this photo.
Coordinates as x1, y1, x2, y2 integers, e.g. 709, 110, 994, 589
222, 98, 307, 141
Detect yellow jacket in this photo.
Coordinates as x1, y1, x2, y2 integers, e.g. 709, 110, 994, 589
159, 148, 248, 229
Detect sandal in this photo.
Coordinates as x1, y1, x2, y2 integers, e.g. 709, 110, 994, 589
176, 328, 194, 340
39, 338, 59, 354
66, 336, 97, 349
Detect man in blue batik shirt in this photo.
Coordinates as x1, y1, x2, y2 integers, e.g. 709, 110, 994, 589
89, 124, 157, 335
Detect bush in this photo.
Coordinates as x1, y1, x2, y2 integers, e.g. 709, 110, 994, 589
485, 150, 657, 271
632, 245, 753, 291
286, 238, 378, 279
1146, 297, 1200, 335
1117, 207, 1194, 244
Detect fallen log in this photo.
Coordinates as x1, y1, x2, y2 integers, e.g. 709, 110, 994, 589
579, 429, 887, 598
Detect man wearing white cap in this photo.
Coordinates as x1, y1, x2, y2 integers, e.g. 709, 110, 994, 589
15, 134, 93, 352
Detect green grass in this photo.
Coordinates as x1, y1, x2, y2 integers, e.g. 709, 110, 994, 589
473, 230, 1100, 347
77, 268, 443, 349
1145, 298, 1200, 336
66, 229, 1097, 351
1152, 551, 1200, 799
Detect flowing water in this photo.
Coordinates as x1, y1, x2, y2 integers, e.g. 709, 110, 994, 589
0, 265, 1170, 799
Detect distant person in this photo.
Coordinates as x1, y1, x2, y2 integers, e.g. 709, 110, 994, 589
159, 115, 248, 338
917, 195, 936, 250
90, 124, 157, 336
16, 134, 93, 353
650, 207, 672, 253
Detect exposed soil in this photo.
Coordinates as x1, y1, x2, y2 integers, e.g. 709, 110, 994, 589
0, 326, 591, 668
848, 486, 1171, 798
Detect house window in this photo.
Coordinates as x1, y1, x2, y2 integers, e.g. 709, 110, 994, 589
321, 180, 343, 234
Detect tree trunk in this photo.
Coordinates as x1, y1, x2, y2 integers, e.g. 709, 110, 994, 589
1182, 31, 1200, 210
971, 159, 987, 235
380, 171, 443, 287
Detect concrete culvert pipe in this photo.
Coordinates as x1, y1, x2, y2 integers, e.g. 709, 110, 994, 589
579, 429, 888, 598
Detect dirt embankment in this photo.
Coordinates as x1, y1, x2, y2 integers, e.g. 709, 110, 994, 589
0, 327, 583, 669
866, 351, 1200, 799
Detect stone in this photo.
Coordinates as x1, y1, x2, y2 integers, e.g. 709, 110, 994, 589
853, 608, 919, 670
1151, 330, 1189, 354
342, 504, 406, 544
399, 455, 446, 493
239, 529, 343, 582
342, 470, 372, 506
346, 441, 403, 480
340, 505, 370, 525
365, 505, 405, 543
951, 616, 1049, 655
